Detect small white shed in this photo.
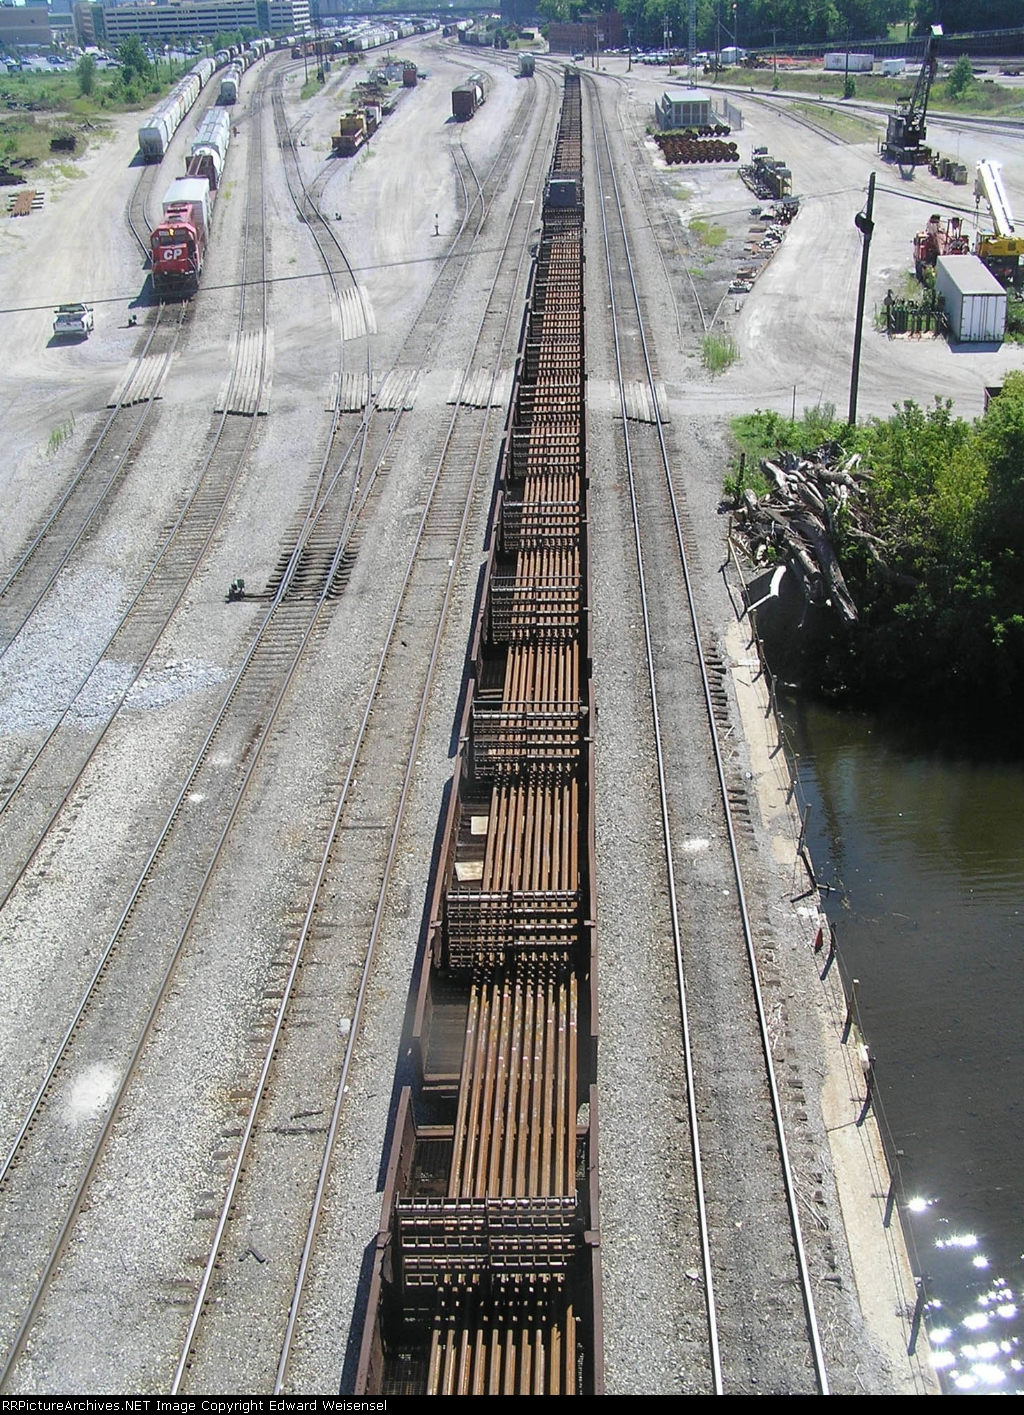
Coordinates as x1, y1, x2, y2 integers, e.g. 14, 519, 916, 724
935, 255, 1006, 343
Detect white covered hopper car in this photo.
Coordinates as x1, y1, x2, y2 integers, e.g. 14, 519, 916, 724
137, 57, 216, 162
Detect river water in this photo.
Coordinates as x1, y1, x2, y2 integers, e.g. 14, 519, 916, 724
789, 698, 1024, 1396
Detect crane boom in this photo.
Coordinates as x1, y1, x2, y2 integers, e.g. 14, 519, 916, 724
881, 24, 942, 171
974, 158, 1024, 287
975, 159, 1016, 238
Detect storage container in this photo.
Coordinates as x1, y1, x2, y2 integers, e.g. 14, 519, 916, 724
935, 254, 1006, 343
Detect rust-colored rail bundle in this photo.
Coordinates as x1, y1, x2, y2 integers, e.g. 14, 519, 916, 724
356, 69, 602, 1395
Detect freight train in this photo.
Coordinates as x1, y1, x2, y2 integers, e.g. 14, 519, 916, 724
219, 63, 242, 104
149, 105, 231, 295
356, 69, 601, 1397
137, 42, 270, 161
451, 72, 486, 120
137, 58, 215, 162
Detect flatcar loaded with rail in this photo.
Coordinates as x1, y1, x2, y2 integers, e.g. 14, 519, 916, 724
356, 70, 603, 1396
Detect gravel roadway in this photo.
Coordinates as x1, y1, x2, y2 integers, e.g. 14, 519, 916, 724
2, 40, 1016, 1395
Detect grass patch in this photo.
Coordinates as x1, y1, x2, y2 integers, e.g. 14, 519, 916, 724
690, 217, 727, 248
47, 415, 75, 456
702, 332, 738, 373
730, 403, 843, 466
300, 74, 325, 101
790, 102, 879, 143
0, 66, 188, 169
721, 65, 1022, 117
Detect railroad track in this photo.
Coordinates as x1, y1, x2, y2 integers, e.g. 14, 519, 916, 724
0, 57, 281, 911
744, 90, 850, 148
0, 58, 330, 1389
585, 71, 831, 1393
0, 86, 237, 662
170, 60, 565, 1395
0, 57, 561, 1394
355, 68, 601, 1397
0, 302, 184, 665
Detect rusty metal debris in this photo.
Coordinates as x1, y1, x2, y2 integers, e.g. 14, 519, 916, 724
730, 445, 866, 624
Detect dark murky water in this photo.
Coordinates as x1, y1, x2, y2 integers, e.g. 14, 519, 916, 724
789, 698, 1024, 1395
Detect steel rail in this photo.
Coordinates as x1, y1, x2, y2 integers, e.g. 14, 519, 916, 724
0, 64, 282, 849
273, 75, 563, 1394
588, 72, 724, 1400
165, 64, 562, 1394
126, 162, 157, 259
588, 73, 831, 1394
602, 69, 708, 341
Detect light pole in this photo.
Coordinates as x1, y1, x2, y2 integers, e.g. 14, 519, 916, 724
849, 172, 876, 427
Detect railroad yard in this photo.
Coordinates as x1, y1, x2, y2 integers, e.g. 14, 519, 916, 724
1, 31, 1022, 1396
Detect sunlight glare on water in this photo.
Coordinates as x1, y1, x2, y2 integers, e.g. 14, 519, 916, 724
792, 698, 1024, 1396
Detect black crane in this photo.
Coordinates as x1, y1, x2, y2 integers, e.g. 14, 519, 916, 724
881, 24, 942, 173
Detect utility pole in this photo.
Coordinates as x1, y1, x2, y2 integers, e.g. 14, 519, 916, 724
848, 171, 875, 427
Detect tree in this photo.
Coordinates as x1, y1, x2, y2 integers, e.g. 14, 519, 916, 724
117, 36, 152, 85
912, 2, 1021, 34
946, 53, 974, 101
76, 53, 96, 97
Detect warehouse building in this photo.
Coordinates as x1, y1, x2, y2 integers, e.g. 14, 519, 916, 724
97, 0, 309, 44
547, 10, 623, 55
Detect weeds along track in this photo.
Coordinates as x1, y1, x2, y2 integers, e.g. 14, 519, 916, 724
355, 70, 604, 1398
586, 71, 830, 1393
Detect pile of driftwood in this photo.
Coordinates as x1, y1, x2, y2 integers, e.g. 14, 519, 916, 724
730, 443, 868, 625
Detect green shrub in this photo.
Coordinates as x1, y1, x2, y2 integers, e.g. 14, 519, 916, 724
730, 378, 1024, 710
